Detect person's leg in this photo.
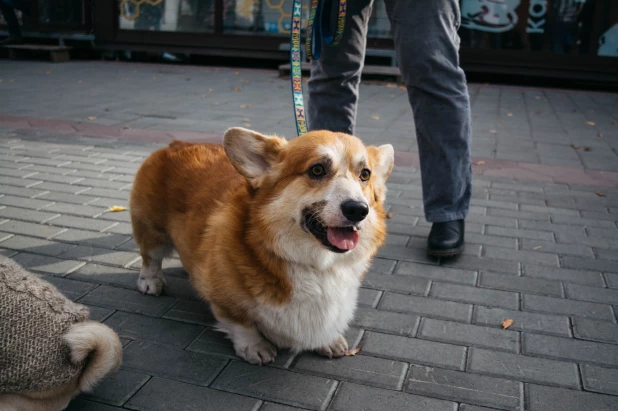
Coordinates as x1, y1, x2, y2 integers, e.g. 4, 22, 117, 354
384, 0, 472, 255
384, 0, 472, 222
0, 3, 22, 38
307, 0, 374, 134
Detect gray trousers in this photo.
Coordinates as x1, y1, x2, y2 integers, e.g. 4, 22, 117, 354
307, 0, 472, 223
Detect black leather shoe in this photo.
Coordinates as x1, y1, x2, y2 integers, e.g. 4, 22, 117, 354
427, 219, 465, 257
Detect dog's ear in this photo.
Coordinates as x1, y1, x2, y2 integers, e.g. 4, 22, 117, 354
224, 127, 288, 188
368, 144, 394, 203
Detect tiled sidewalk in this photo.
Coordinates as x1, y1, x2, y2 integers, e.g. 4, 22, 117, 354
0, 61, 617, 170
0, 128, 616, 411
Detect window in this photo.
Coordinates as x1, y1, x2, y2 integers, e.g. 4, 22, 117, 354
118, 0, 215, 33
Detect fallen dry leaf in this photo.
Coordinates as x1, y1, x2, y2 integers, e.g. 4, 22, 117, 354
345, 347, 361, 356
123, 125, 131, 129
583, 147, 591, 152
535, 96, 541, 100
9, 79, 14, 83
234, 87, 241, 92
371, 115, 380, 120
87, 116, 96, 121
201, 94, 208, 98
571, 144, 580, 149
399, 85, 407, 90
233, 71, 239, 76
108, 206, 127, 212
77, 80, 82, 84
533, 246, 542, 250
240, 104, 248, 108
385, 212, 393, 219
499, 120, 505, 124
502, 319, 514, 330
535, 110, 542, 114
598, 132, 604, 138
611, 120, 617, 125
586, 121, 596, 126
208, 88, 214, 92
215, 102, 220, 106
386, 83, 398, 88
243, 123, 251, 127
489, 129, 497, 134
507, 113, 513, 117
409, 205, 416, 209
475, 160, 486, 165
595, 192, 607, 197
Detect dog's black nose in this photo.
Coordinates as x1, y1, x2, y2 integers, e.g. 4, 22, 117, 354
341, 200, 369, 222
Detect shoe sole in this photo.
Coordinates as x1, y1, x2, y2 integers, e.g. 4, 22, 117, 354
427, 245, 464, 258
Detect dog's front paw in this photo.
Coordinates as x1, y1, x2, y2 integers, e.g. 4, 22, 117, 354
316, 335, 348, 359
137, 276, 166, 296
235, 340, 277, 366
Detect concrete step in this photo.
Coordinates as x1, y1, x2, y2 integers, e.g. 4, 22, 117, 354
3, 44, 72, 63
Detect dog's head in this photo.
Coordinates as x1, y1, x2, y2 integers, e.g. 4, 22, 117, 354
224, 127, 394, 269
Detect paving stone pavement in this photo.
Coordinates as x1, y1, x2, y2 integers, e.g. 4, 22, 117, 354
0, 128, 616, 411
0, 60, 618, 411
0, 61, 618, 170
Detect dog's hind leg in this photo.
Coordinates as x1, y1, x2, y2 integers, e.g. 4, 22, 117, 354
137, 243, 172, 296
132, 218, 173, 296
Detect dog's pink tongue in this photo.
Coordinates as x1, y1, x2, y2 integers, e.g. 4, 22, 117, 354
327, 228, 359, 251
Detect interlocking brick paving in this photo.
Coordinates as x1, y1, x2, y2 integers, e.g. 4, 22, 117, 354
0, 60, 617, 411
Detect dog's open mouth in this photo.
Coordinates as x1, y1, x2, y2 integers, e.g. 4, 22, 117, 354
303, 213, 359, 253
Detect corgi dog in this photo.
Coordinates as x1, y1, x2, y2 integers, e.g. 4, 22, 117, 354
130, 128, 393, 364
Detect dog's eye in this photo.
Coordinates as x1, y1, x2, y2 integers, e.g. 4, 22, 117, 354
310, 164, 325, 177
360, 168, 371, 181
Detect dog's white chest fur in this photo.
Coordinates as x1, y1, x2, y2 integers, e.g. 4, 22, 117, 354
255, 262, 363, 350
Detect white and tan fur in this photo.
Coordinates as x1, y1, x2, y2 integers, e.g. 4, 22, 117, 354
130, 128, 393, 364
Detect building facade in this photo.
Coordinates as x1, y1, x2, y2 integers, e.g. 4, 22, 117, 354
2, 1, 617, 81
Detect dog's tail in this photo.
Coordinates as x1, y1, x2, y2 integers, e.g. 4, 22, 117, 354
63, 321, 123, 392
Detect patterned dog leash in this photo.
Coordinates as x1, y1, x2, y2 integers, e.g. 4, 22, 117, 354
290, 0, 347, 136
